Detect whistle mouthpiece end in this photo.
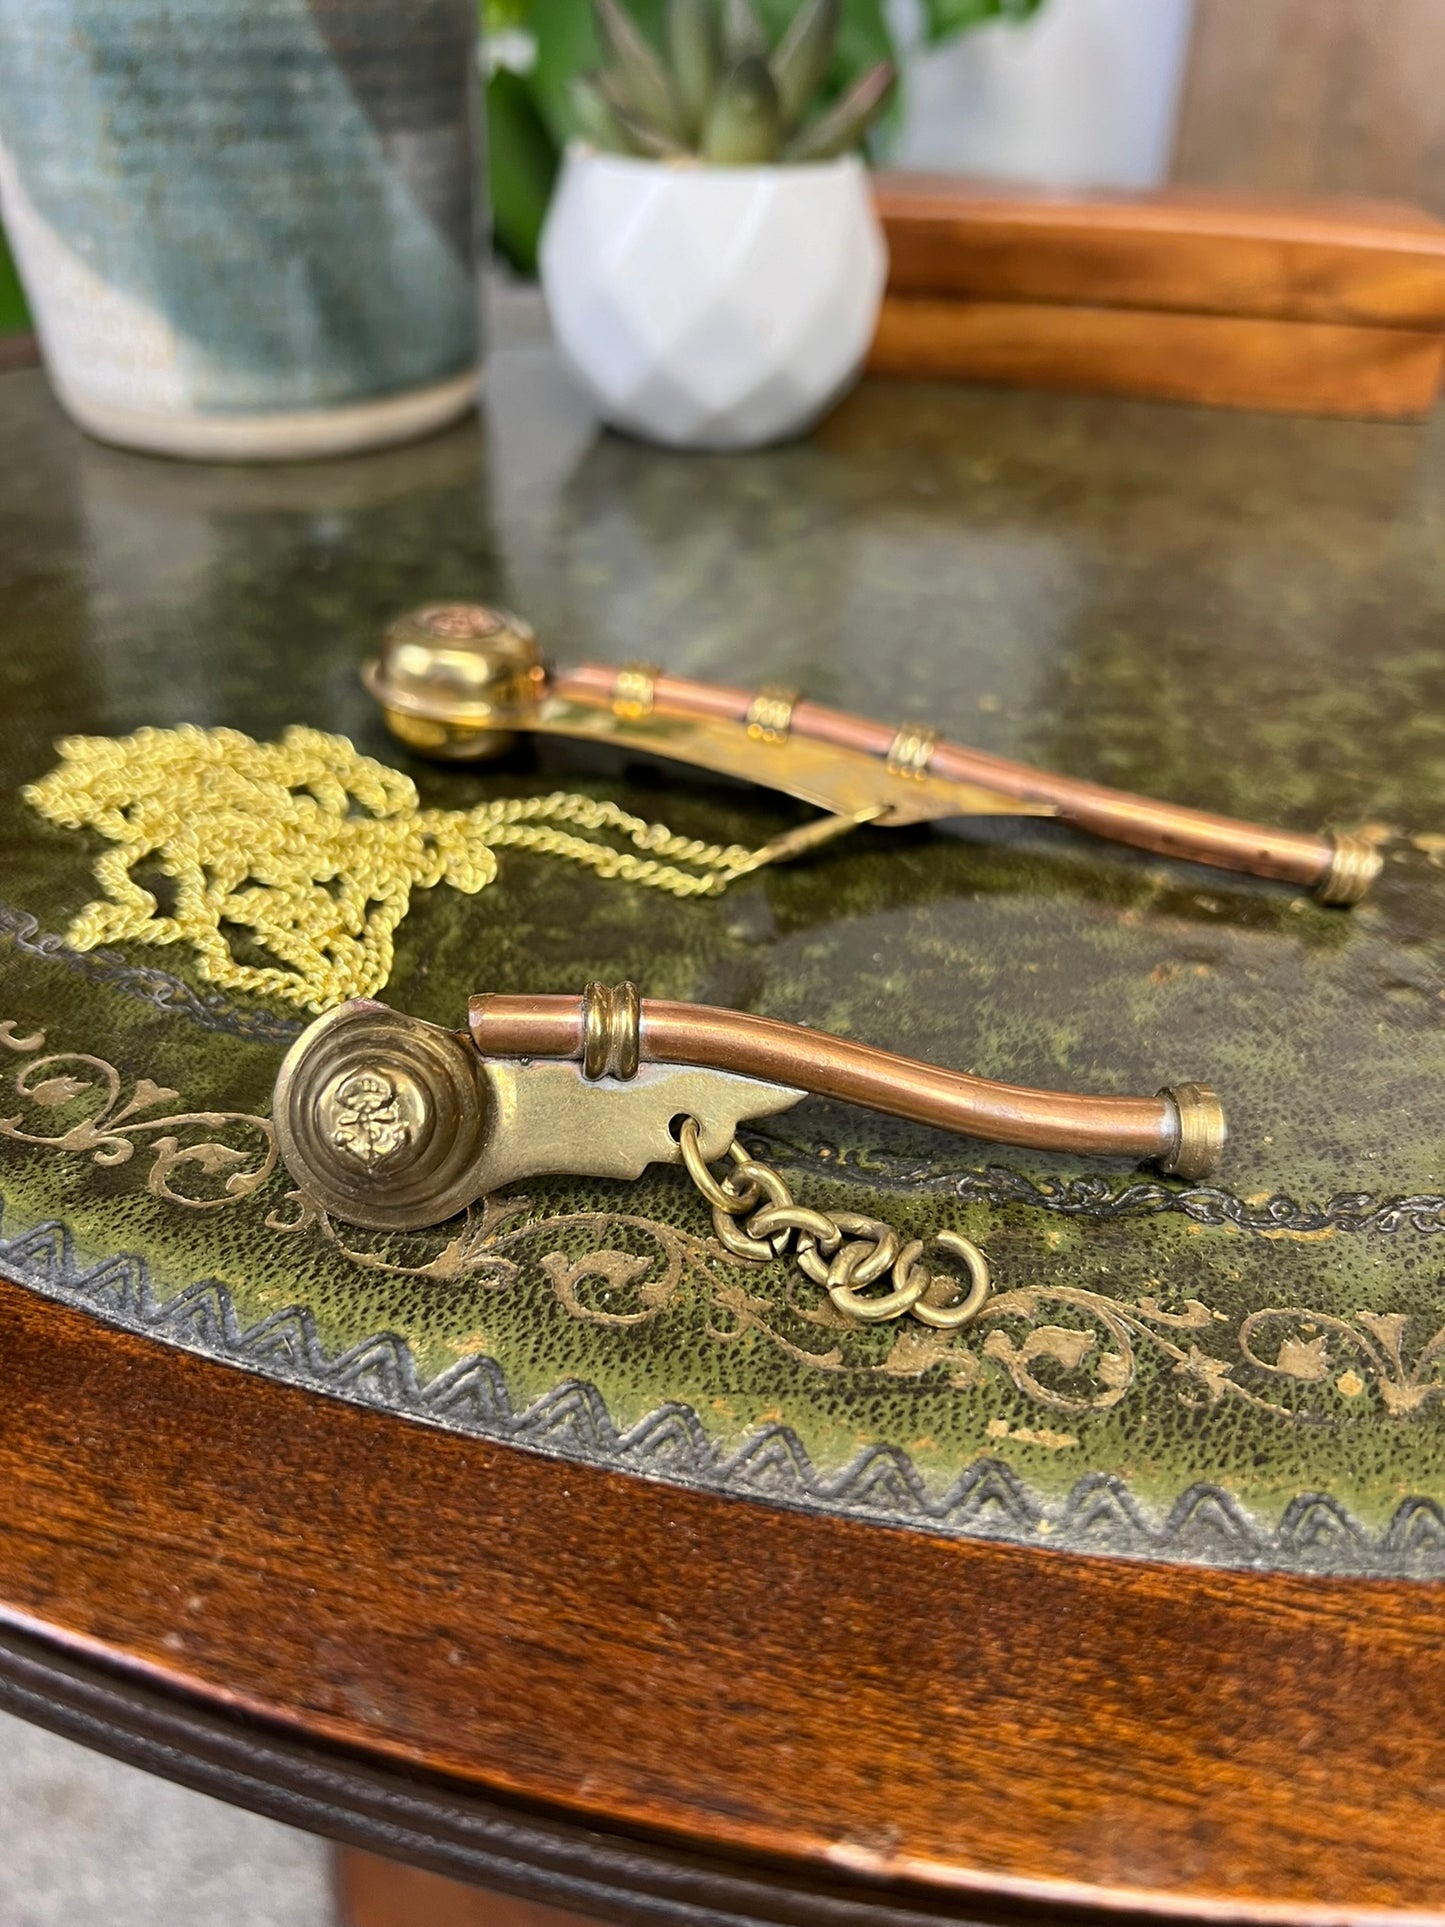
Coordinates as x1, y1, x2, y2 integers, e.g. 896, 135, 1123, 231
1316, 830, 1383, 906
1158, 1082, 1226, 1183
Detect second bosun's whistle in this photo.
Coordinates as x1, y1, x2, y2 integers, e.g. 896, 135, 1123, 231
363, 603, 1380, 904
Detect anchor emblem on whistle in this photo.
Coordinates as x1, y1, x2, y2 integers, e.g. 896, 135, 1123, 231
326, 1070, 417, 1169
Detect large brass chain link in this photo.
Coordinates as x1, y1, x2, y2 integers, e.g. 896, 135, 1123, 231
676, 1117, 991, 1329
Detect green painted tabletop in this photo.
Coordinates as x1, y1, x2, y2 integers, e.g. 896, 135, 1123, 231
1, 343, 1442, 1575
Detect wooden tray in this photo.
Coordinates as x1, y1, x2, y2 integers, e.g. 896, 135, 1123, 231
871, 176, 1445, 417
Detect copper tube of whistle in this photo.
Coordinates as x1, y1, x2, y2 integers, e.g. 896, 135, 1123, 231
469, 991, 1225, 1181
555, 664, 1377, 903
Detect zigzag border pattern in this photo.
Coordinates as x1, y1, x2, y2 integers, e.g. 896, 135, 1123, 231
0, 902, 303, 1043
3, 1200, 1443, 1580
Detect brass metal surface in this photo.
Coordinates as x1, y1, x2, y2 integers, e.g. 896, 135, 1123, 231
716, 808, 882, 882
480, 1058, 802, 1197
611, 662, 659, 720
745, 685, 799, 745
582, 979, 640, 1081
886, 723, 940, 780
362, 607, 1376, 899
1158, 1082, 1228, 1183
273, 1001, 496, 1231
529, 696, 1047, 828
363, 603, 546, 760
676, 1116, 994, 1331
274, 982, 1219, 1235
468, 988, 1219, 1173
274, 997, 803, 1231
1318, 829, 1386, 905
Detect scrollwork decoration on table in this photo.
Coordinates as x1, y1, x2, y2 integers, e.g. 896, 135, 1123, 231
0, 1020, 276, 1208
263, 1179, 1445, 1422
4, 1012, 1444, 1425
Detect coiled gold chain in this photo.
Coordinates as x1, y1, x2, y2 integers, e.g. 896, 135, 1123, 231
22, 725, 773, 1014
676, 1117, 991, 1329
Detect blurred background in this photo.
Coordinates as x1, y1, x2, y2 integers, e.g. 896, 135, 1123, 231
2, 0, 1444, 1919
5, 0, 1445, 321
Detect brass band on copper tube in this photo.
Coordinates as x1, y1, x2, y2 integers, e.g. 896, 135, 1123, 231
469, 990, 1225, 1180
554, 664, 1377, 902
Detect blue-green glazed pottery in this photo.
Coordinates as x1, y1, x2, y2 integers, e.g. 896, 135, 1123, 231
0, 0, 481, 458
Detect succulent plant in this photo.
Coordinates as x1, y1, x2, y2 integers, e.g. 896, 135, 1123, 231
569, 0, 896, 164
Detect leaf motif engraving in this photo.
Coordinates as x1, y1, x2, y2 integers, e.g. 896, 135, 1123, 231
0, 1024, 275, 1207
8, 1009, 1445, 1433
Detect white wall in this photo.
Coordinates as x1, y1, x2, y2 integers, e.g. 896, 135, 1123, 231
892, 0, 1197, 192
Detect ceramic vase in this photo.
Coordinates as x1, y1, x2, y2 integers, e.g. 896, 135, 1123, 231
539, 148, 887, 452
0, 0, 481, 460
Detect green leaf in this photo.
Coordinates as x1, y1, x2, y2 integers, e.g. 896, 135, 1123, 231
0, 221, 28, 335
701, 52, 782, 160
783, 55, 894, 158
527, 0, 604, 142
597, 72, 688, 151
488, 70, 562, 271
568, 72, 643, 151
769, 0, 839, 127
666, 0, 721, 139
483, 0, 540, 32
722, 0, 769, 62
592, 0, 687, 139
915, 0, 1045, 49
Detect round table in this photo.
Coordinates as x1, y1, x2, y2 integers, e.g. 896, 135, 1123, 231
1, 339, 1442, 1924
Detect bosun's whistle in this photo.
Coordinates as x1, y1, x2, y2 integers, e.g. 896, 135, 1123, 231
273, 984, 1224, 1236
362, 603, 1380, 904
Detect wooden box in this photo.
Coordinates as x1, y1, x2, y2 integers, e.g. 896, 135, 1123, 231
870, 176, 1445, 418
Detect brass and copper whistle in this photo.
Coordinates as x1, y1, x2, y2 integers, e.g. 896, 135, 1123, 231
273, 982, 1225, 1240
362, 602, 1379, 904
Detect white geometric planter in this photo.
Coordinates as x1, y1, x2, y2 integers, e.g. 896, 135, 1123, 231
539, 147, 887, 451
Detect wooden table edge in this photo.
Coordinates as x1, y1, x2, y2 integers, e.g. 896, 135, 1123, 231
2, 1617, 1437, 1927
3, 1272, 1445, 1926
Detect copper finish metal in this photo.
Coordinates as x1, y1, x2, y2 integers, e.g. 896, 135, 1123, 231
469, 989, 1223, 1176
559, 664, 1373, 900
360, 605, 1379, 899
531, 696, 1038, 828
275, 984, 1224, 1236
274, 999, 801, 1229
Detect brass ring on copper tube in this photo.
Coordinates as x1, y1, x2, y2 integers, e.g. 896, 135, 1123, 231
1158, 1082, 1227, 1182
581, 980, 641, 1081
745, 685, 799, 745
1316, 831, 1384, 906
887, 723, 939, 780
611, 662, 659, 721
474, 990, 1220, 1176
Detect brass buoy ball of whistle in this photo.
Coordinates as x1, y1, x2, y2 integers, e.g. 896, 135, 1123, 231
363, 602, 546, 761
273, 1001, 493, 1231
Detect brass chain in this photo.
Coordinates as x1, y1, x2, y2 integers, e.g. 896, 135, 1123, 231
22, 726, 784, 1014
472, 791, 762, 899
676, 1117, 991, 1330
